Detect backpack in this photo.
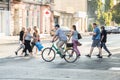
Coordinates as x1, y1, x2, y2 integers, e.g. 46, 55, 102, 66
78, 32, 82, 39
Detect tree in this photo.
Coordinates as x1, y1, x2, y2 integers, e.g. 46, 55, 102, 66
96, 0, 104, 25
103, 0, 114, 25
88, 0, 114, 25
112, 3, 120, 24
87, 0, 98, 18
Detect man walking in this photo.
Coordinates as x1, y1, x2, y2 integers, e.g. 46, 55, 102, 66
99, 26, 112, 57
86, 23, 102, 58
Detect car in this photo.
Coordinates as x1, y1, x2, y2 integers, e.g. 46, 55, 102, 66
111, 27, 120, 34
50, 26, 71, 37
104, 26, 112, 34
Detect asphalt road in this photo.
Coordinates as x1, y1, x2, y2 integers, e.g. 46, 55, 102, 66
0, 34, 120, 80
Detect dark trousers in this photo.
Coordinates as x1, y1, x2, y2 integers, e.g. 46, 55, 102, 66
31, 41, 35, 50
101, 42, 110, 54
23, 40, 32, 54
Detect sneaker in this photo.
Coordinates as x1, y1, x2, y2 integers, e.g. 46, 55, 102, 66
24, 54, 29, 57
97, 55, 103, 58
108, 54, 112, 57
61, 55, 65, 58
86, 54, 91, 58
96, 54, 100, 57
15, 51, 17, 55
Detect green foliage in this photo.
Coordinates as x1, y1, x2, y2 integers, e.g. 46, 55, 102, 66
88, 0, 98, 18
88, 24, 93, 32
88, 0, 114, 25
112, 3, 120, 24
96, 0, 113, 25
105, 0, 114, 12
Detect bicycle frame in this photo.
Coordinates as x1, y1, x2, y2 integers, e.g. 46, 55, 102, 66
51, 42, 65, 55
51, 43, 59, 53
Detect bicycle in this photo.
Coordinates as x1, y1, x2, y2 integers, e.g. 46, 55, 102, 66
41, 42, 78, 63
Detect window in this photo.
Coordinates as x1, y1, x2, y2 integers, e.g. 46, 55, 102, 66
54, 16, 59, 25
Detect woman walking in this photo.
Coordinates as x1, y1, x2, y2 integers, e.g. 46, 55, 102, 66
31, 26, 40, 54
23, 27, 33, 56
15, 27, 25, 55
71, 25, 81, 57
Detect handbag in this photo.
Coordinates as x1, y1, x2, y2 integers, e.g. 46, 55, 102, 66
35, 42, 43, 51
78, 33, 82, 39
66, 43, 73, 47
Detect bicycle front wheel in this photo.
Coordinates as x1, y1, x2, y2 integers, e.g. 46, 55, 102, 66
64, 49, 78, 63
41, 47, 56, 62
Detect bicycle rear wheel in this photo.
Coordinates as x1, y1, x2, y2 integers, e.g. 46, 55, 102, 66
41, 47, 56, 62
64, 49, 78, 63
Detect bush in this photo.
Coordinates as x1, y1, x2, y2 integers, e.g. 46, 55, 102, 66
88, 24, 93, 32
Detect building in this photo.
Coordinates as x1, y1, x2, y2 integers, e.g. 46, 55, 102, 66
11, 0, 41, 35
3, 0, 87, 35
53, 0, 88, 32
0, 0, 11, 36
11, 0, 54, 35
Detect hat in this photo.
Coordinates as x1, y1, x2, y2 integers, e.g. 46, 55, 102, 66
55, 24, 60, 28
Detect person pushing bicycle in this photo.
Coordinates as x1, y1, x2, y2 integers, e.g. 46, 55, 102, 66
52, 24, 67, 58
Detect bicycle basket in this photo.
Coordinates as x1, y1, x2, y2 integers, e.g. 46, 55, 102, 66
66, 43, 73, 47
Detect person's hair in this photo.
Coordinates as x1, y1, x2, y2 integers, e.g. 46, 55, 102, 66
34, 26, 37, 28
101, 26, 105, 30
35, 28, 38, 33
93, 23, 97, 26
72, 25, 76, 31
55, 24, 60, 28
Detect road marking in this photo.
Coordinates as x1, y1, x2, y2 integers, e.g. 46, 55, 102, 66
109, 67, 120, 70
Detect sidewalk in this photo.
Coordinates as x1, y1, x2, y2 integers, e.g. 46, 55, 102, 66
0, 32, 90, 45
0, 34, 52, 45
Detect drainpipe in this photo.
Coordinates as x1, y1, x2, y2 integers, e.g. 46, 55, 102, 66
8, 0, 10, 11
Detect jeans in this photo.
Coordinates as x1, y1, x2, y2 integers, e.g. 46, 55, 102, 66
101, 42, 110, 54
72, 40, 80, 55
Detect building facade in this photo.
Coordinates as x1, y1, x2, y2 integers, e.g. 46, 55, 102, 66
53, 0, 88, 32
11, 0, 54, 35
0, 0, 10, 36
11, 0, 41, 35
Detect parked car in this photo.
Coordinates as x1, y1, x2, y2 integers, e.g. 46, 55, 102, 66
50, 26, 71, 37
105, 26, 112, 34
111, 27, 120, 34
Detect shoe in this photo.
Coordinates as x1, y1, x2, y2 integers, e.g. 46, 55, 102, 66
96, 54, 100, 57
86, 54, 91, 58
97, 55, 103, 58
77, 54, 81, 57
15, 51, 17, 55
24, 54, 29, 57
61, 55, 65, 58
108, 54, 112, 57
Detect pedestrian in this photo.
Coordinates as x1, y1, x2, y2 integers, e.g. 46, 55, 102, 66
31, 26, 40, 54
23, 27, 33, 56
52, 24, 67, 58
97, 26, 112, 57
86, 23, 102, 58
70, 25, 81, 57
15, 27, 25, 55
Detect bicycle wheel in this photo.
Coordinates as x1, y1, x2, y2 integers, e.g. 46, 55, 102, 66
64, 49, 78, 63
41, 47, 56, 62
